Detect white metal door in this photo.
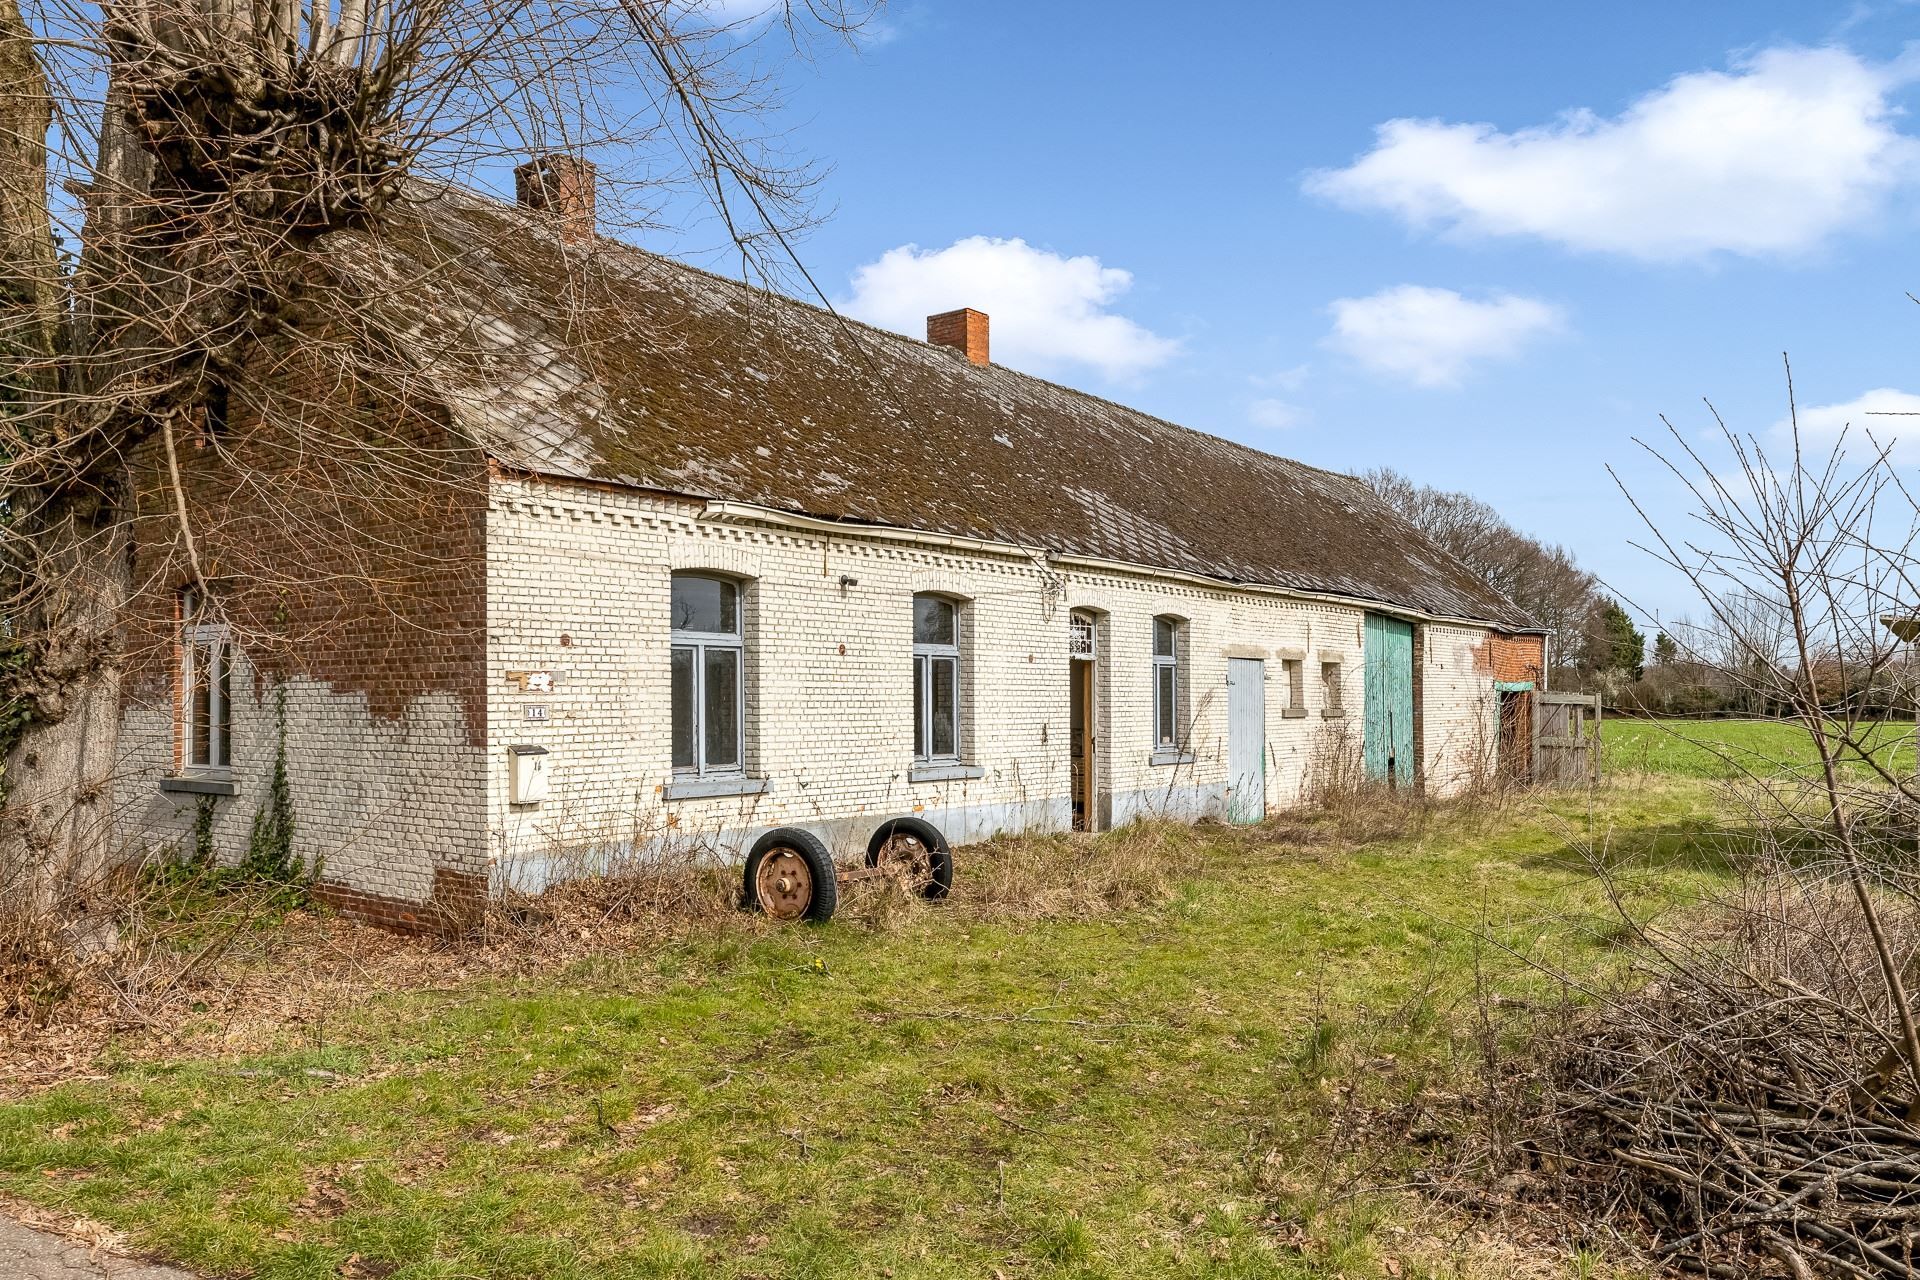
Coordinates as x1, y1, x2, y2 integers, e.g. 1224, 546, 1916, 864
1226, 658, 1266, 824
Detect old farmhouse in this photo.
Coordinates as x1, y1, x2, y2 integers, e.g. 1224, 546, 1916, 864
116, 159, 1546, 931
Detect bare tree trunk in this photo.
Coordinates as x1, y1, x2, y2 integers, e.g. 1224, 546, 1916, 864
2, 496, 130, 904
0, 0, 122, 906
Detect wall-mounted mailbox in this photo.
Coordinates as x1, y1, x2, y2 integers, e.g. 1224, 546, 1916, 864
508, 744, 551, 806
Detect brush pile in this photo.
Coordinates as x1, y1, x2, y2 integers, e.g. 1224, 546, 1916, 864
1512, 879, 1920, 1277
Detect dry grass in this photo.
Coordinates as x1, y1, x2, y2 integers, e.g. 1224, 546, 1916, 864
2, 765, 1528, 1111
0, 814, 1228, 1095
928, 819, 1206, 921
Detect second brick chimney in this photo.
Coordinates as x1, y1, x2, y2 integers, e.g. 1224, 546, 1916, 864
927, 308, 989, 366
514, 154, 597, 246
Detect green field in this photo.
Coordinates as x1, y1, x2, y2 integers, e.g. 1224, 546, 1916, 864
1601, 715, 1916, 781
0, 782, 1727, 1280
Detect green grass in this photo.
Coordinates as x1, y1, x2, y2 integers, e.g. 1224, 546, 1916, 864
0, 784, 1729, 1280
1601, 715, 1918, 781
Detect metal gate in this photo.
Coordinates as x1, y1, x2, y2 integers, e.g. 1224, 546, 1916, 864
1226, 658, 1266, 824
1533, 692, 1602, 785
1363, 613, 1415, 787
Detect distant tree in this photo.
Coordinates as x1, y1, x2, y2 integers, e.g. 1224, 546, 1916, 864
1360, 467, 1601, 682
1582, 597, 1646, 684
1653, 632, 1678, 666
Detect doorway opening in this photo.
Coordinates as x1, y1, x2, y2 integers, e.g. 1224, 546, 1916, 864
1069, 610, 1099, 832
1497, 684, 1534, 783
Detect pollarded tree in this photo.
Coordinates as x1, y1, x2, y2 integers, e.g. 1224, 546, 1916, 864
0, 0, 877, 898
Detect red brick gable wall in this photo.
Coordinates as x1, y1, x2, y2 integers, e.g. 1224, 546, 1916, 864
118, 331, 492, 932
1490, 633, 1547, 686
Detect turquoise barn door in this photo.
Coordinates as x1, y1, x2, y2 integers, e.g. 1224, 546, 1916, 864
1363, 613, 1415, 787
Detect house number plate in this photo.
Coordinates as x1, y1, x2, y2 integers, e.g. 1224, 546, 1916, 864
525, 705, 549, 722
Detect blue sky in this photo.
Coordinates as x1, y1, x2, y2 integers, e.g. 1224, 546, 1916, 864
649, 1, 1920, 634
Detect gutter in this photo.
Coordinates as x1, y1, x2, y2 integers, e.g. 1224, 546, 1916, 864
697, 499, 1535, 634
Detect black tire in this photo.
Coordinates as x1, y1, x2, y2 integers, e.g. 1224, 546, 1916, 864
743, 827, 838, 922
864, 817, 954, 900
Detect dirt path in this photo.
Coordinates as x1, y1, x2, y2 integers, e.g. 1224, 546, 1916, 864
0, 1211, 197, 1279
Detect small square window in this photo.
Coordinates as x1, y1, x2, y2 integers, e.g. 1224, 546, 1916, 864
1321, 661, 1344, 714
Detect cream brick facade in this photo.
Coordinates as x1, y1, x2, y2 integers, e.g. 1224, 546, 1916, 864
116, 469, 1509, 920
482, 476, 1503, 892
118, 671, 488, 911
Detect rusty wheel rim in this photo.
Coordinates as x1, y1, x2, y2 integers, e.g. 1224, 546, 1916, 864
876, 834, 933, 888
755, 848, 813, 920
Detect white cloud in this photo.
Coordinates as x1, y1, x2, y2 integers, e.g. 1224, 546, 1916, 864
842, 236, 1180, 380
1781, 387, 1920, 458
1325, 285, 1563, 387
1305, 46, 1920, 261
1248, 398, 1307, 430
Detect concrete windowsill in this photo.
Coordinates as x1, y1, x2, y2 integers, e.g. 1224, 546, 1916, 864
160, 775, 239, 797
1148, 749, 1197, 767
1280, 707, 1309, 720
663, 775, 770, 801
909, 762, 985, 783
1321, 709, 1348, 720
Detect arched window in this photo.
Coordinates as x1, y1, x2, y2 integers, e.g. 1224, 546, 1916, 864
671, 573, 744, 777
180, 585, 233, 772
913, 594, 962, 762
1152, 615, 1184, 750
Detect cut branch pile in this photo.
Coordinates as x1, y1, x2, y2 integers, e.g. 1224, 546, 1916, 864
1514, 883, 1920, 1277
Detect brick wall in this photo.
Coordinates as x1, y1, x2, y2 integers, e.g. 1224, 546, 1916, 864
114, 341, 492, 930
483, 475, 1506, 887
1420, 624, 1501, 792
926, 308, 990, 365
1491, 633, 1547, 685
1487, 632, 1549, 782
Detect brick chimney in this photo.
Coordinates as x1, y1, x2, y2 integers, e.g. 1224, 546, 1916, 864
927, 308, 989, 366
514, 154, 597, 246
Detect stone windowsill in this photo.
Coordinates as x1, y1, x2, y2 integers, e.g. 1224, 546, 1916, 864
1280, 707, 1309, 720
160, 775, 239, 797
663, 775, 770, 801
1148, 749, 1197, 767
1321, 709, 1348, 720
909, 761, 986, 784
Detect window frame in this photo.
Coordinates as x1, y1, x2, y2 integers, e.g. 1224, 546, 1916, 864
1151, 615, 1184, 750
1282, 657, 1308, 718
179, 587, 233, 775
1321, 659, 1346, 717
670, 573, 746, 779
913, 594, 963, 764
